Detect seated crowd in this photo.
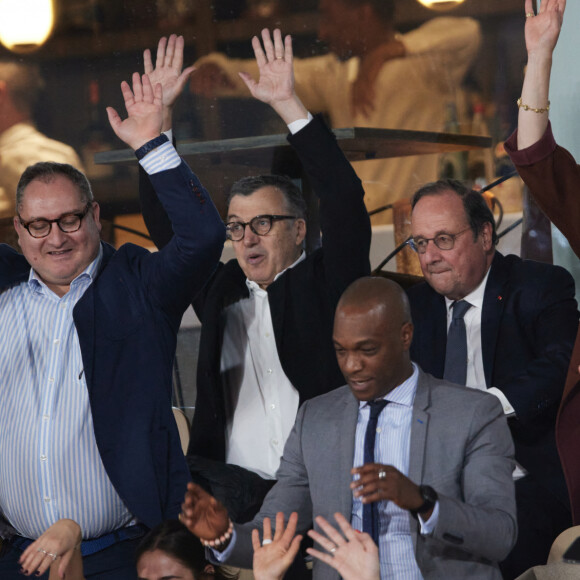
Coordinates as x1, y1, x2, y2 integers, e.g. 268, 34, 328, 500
1, 1, 578, 579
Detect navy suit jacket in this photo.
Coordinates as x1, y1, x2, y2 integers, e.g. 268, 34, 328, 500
0, 160, 225, 530
407, 251, 578, 507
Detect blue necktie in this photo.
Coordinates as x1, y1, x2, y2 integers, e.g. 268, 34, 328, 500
362, 399, 388, 544
443, 300, 472, 385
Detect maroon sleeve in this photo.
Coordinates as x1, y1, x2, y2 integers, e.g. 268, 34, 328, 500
505, 123, 580, 257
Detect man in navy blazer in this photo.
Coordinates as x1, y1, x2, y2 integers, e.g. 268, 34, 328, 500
406, 179, 578, 577
0, 74, 225, 578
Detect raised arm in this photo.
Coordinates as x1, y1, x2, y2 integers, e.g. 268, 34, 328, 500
517, 0, 566, 150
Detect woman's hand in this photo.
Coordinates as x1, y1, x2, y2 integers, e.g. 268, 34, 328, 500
252, 512, 302, 580
307, 513, 380, 580
19, 519, 83, 579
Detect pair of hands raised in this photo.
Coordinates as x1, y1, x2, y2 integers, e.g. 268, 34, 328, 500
180, 482, 379, 580
107, 27, 308, 150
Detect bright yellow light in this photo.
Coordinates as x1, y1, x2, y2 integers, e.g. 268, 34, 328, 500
417, 0, 466, 11
0, 0, 55, 53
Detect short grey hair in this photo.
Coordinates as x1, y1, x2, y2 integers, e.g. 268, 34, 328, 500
16, 162, 93, 211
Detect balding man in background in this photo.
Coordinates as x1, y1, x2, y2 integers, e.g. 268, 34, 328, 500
0, 61, 83, 244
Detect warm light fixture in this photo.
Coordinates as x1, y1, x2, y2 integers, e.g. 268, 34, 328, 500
0, 0, 55, 53
416, 0, 466, 11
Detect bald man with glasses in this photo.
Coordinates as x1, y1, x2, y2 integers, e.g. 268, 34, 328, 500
406, 178, 578, 577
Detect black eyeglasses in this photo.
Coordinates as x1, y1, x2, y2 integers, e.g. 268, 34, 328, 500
408, 227, 472, 254
225, 214, 297, 241
18, 202, 93, 239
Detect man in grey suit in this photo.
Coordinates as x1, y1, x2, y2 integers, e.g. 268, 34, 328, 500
182, 277, 517, 579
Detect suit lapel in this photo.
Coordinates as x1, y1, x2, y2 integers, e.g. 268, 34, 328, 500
409, 370, 431, 551
73, 243, 114, 396
337, 391, 359, 517
481, 253, 508, 388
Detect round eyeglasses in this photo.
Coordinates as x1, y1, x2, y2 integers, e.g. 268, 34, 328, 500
18, 202, 93, 239
408, 227, 472, 254
225, 214, 297, 241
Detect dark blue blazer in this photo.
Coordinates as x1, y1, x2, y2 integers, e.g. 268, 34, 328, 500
0, 160, 226, 530
407, 251, 578, 507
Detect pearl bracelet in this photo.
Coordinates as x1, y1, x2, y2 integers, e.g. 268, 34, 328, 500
200, 519, 234, 548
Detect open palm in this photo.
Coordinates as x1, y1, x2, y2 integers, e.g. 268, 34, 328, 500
239, 29, 294, 105
524, 0, 565, 55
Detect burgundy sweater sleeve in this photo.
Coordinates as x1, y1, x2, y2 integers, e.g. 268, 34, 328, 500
505, 123, 580, 258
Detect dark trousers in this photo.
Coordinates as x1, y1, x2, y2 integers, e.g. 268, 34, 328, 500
500, 476, 572, 579
0, 536, 142, 580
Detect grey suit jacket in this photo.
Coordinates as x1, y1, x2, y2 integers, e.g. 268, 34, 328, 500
224, 369, 517, 579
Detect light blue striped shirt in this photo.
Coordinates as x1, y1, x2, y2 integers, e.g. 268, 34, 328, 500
0, 141, 181, 540
352, 363, 431, 580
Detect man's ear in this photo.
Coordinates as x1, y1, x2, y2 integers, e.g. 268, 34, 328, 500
13, 215, 22, 247
480, 222, 493, 251
295, 218, 306, 246
401, 321, 414, 350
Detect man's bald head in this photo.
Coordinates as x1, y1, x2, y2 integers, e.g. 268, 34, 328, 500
334, 277, 414, 401
337, 276, 411, 326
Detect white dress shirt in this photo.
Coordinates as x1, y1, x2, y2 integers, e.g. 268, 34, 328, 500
221, 252, 306, 479
445, 266, 525, 479
444, 267, 515, 415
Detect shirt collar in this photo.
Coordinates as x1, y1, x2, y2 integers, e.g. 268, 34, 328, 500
359, 362, 419, 410
245, 251, 306, 295
28, 244, 103, 294
444, 264, 492, 313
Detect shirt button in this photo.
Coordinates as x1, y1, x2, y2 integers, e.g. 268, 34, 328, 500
267, 369, 273, 374
265, 332, 271, 338
48, 377, 55, 383
40, 455, 47, 461
60, 304, 66, 310
376, 427, 382, 434
44, 496, 51, 503
270, 404, 276, 410
272, 439, 279, 446
53, 339, 60, 345
42, 415, 49, 421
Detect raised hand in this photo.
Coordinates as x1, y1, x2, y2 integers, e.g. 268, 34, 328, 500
106, 72, 164, 150
306, 513, 380, 580
524, 0, 566, 57
180, 482, 231, 545
144, 34, 195, 130
239, 28, 308, 125
252, 512, 302, 580
19, 519, 83, 579
239, 28, 294, 105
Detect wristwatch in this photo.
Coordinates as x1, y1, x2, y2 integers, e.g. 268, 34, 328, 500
409, 485, 438, 518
